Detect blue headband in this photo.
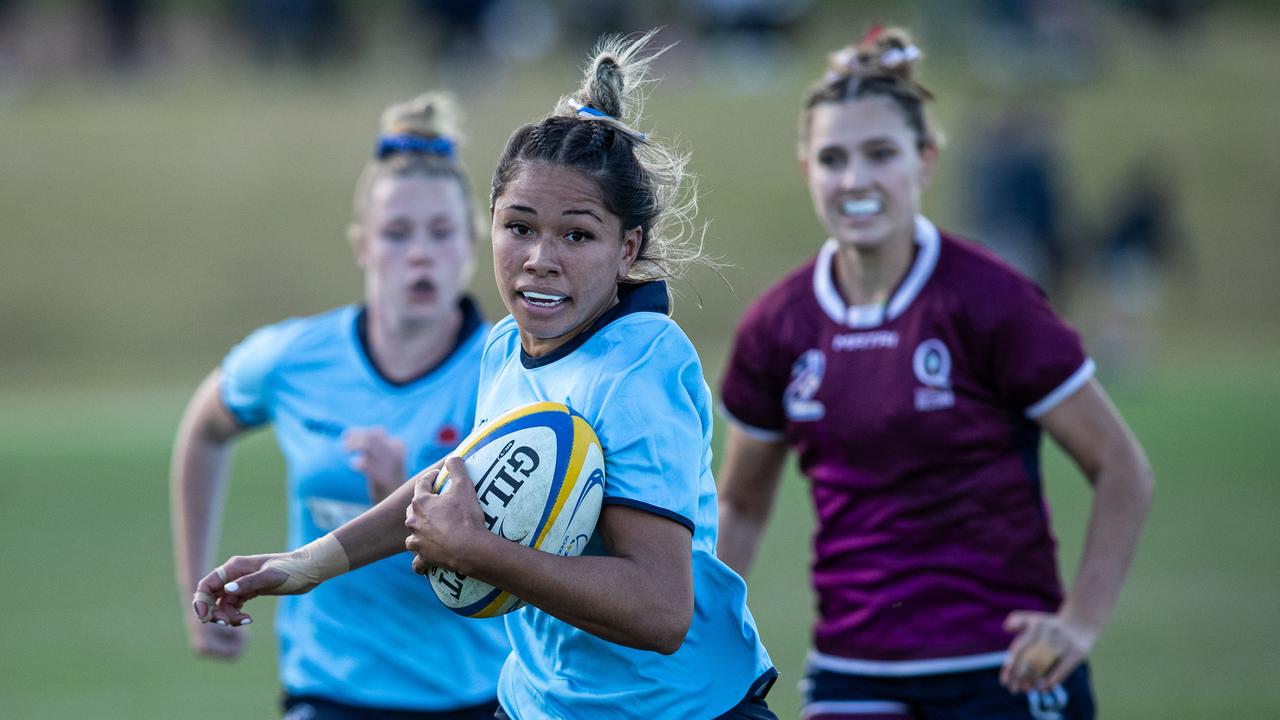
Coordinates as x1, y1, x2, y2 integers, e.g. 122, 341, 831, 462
571, 102, 647, 140
374, 134, 456, 160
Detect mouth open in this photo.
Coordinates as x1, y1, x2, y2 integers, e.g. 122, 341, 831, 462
519, 290, 568, 308
840, 197, 883, 218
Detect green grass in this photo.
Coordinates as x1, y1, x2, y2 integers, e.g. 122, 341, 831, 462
3, 356, 1280, 718
3, 2, 1280, 718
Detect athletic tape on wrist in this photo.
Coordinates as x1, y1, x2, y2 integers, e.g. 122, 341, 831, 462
260, 534, 351, 593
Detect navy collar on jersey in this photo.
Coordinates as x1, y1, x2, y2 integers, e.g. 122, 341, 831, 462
812, 215, 941, 328
520, 280, 670, 369
355, 295, 484, 388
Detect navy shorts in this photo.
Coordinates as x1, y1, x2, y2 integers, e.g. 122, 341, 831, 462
800, 662, 1095, 720
282, 694, 499, 720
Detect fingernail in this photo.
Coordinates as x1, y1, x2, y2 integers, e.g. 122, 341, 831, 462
225, 581, 240, 593
216, 620, 227, 626
239, 618, 252, 626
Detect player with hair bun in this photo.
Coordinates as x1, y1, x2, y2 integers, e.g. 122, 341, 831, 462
716, 27, 1154, 719
171, 91, 509, 719
194, 32, 778, 720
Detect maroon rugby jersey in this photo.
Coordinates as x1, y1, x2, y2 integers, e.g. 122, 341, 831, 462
721, 217, 1094, 675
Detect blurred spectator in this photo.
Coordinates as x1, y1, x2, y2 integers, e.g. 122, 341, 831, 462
0, 0, 20, 97
1097, 152, 1186, 385
1116, 0, 1209, 37
682, 0, 814, 93
969, 0, 1102, 88
967, 104, 1071, 301
95, 0, 148, 71
559, 0, 634, 48
237, 0, 350, 67
407, 0, 560, 86
409, 0, 494, 59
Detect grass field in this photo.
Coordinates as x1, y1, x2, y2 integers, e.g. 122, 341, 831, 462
4, 353, 1280, 718
3, 2, 1279, 718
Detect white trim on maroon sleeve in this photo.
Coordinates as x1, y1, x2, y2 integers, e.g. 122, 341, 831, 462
1026, 358, 1097, 420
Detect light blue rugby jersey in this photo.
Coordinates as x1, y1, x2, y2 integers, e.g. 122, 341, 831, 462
475, 282, 775, 720
220, 299, 510, 711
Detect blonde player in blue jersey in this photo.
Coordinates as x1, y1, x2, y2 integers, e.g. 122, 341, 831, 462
192, 33, 779, 720
171, 92, 509, 720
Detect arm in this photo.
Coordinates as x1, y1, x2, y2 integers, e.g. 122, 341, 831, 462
715, 424, 789, 579
1002, 378, 1155, 691
192, 459, 443, 627
169, 370, 249, 657
406, 458, 694, 654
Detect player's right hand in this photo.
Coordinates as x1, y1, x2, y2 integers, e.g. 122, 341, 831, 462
344, 426, 407, 502
192, 554, 293, 627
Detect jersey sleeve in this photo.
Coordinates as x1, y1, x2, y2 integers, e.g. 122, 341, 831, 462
594, 331, 706, 533
719, 298, 789, 440
219, 322, 296, 427
980, 277, 1093, 419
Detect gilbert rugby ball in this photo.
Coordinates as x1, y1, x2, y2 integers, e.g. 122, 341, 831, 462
428, 401, 605, 617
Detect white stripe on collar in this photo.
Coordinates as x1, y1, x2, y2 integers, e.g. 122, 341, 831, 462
811, 215, 941, 328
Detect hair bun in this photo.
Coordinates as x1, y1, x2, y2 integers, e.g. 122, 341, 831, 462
824, 26, 924, 84
586, 54, 625, 119
380, 92, 462, 142
557, 30, 668, 130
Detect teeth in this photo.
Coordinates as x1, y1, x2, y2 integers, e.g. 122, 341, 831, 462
522, 291, 566, 306
841, 198, 881, 217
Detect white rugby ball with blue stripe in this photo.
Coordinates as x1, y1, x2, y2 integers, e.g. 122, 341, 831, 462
428, 401, 606, 617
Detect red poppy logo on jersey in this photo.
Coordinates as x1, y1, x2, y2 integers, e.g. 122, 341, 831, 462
913, 339, 955, 411
436, 425, 460, 446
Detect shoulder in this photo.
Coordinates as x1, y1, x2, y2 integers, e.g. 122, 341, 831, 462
933, 231, 1055, 326
226, 305, 354, 372
603, 312, 699, 373
481, 314, 520, 356
935, 231, 1043, 295
735, 253, 822, 344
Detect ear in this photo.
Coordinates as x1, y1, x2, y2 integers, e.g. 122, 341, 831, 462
918, 142, 939, 187
348, 223, 370, 269
617, 226, 642, 280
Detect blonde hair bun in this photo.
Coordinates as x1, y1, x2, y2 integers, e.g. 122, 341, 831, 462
380, 91, 462, 141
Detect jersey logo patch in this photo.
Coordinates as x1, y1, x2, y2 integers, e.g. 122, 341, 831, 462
1027, 684, 1069, 720
306, 497, 369, 531
912, 339, 955, 412
785, 349, 827, 422
832, 330, 899, 351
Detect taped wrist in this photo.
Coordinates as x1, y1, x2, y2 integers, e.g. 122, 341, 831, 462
262, 534, 350, 593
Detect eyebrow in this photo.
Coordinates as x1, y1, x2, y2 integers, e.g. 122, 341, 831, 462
861, 136, 900, 147
502, 204, 603, 223
563, 209, 603, 223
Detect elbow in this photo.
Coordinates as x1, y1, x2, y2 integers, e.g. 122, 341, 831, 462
650, 609, 692, 656
1135, 456, 1155, 511
636, 591, 693, 655
1099, 445, 1155, 513
1125, 440, 1156, 508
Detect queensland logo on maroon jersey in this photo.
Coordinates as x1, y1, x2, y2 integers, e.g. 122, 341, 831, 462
785, 349, 826, 421
912, 339, 955, 411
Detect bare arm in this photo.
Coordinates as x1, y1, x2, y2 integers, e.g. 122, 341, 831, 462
192, 459, 442, 627
1002, 378, 1155, 691
169, 370, 248, 656
715, 424, 789, 579
407, 458, 694, 654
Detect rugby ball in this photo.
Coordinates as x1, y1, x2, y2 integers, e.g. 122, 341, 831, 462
428, 401, 605, 617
